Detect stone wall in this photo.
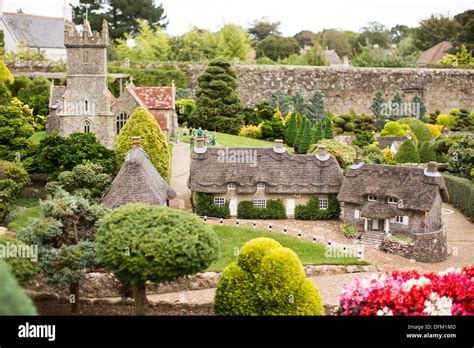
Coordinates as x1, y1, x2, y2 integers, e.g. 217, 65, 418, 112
413, 226, 448, 263
380, 236, 414, 259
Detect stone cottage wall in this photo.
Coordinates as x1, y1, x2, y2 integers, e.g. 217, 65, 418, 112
413, 226, 447, 263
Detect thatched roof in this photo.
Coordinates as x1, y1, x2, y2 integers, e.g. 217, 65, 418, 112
189, 147, 343, 194
102, 147, 176, 208
337, 163, 449, 218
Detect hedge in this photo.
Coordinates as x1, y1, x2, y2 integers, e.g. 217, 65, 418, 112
443, 174, 474, 221
237, 199, 286, 219
195, 193, 230, 219
295, 195, 340, 220
0, 261, 37, 315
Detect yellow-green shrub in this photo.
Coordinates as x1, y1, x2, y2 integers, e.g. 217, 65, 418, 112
426, 124, 442, 138
436, 114, 456, 127
238, 124, 262, 139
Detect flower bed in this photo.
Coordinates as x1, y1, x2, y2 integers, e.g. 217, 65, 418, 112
338, 266, 473, 316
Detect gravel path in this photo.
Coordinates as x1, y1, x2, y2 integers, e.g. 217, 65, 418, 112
169, 142, 192, 210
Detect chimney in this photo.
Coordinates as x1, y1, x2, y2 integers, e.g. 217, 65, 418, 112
132, 136, 141, 148
316, 144, 330, 161
350, 152, 364, 169
273, 139, 286, 153
194, 137, 207, 154
424, 161, 440, 177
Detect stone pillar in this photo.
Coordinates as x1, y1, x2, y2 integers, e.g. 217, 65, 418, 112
384, 219, 390, 233
413, 226, 447, 263
364, 218, 368, 231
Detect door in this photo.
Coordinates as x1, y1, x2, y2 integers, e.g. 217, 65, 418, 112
372, 219, 379, 230
229, 198, 238, 217
368, 219, 382, 231
286, 199, 295, 216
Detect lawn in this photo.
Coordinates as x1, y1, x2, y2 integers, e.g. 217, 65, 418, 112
208, 225, 368, 271
29, 131, 46, 144
7, 198, 42, 232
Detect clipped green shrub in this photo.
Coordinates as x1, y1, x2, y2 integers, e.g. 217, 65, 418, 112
397, 118, 432, 144
443, 174, 474, 221
0, 59, 13, 85
380, 121, 406, 136
394, 139, 420, 163
214, 237, 324, 316
0, 179, 18, 222
195, 192, 230, 219
0, 236, 39, 286
308, 139, 356, 169
114, 107, 170, 180
0, 260, 37, 315
0, 160, 30, 194
237, 199, 286, 219
97, 204, 219, 315
295, 195, 340, 220
436, 114, 456, 128
418, 141, 437, 163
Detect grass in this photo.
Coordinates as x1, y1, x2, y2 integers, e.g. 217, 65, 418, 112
208, 225, 368, 271
389, 233, 413, 245
29, 131, 46, 144
6, 198, 42, 233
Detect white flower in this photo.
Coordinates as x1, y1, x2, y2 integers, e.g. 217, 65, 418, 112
402, 276, 431, 292
438, 267, 461, 277
423, 293, 453, 316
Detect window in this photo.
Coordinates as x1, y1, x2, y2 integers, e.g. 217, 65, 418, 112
395, 216, 408, 225
388, 197, 398, 204
253, 199, 267, 208
116, 112, 128, 134
227, 183, 236, 190
84, 100, 88, 112
257, 183, 265, 190
84, 121, 90, 133
354, 209, 360, 219
294, 194, 301, 198
213, 197, 225, 207
319, 198, 328, 210
368, 195, 376, 202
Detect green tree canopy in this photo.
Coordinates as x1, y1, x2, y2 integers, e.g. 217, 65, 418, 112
248, 19, 281, 41
394, 139, 420, 163
413, 14, 461, 51
0, 105, 34, 161
256, 35, 300, 61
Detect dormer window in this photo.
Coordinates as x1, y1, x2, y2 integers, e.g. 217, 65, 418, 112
388, 197, 398, 204
368, 195, 376, 202
257, 183, 265, 190
227, 183, 236, 190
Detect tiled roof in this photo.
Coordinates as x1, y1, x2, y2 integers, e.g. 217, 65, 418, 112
418, 41, 453, 66
130, 85, 174, 110
2, 12, 64, 49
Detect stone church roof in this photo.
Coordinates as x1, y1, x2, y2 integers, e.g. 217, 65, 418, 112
337, 163, 449, 218
102, 145, 176, 208
189, 146, 343, 194
127, 83, 174, 110
1, 12, 64, 49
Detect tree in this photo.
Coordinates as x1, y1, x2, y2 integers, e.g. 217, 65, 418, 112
394, 139, 420, 163
322, 118, 334, 139
16, 76, 51, 118
352, 131, 375, 148
356, 22, 391, 48
0, 60, 13, 85
284, 112, 298, 146
219, 24, 252, 62
0, 261, 37, 315
412, 94, 426, 119
380, 121, 407, 136
249, 19, 281, 41
73, 0, 168, 41
418, 141, 437, 163
214, 238, 324, 316
268, 90, 292, 115
413, 14, 461, 51
256, 35, 300, 61
312, 122, 324, 143
291, 92, 306, 115
0, 83, 11, 106
115, 107, 170, 179
0, 105, 34, 161
293, 30, 318, 48
391, 91, 406, 120
18, 189, 107, 313
450, 108, 474, 131
96, 204, 218, 315
454, 10, 474, 51
324, 30, 352, 58
397, 118, 432, 144
191, 58, 244, 134
370, 91, 387, 130
306, 90, 325, 124
297, 117, 313, 154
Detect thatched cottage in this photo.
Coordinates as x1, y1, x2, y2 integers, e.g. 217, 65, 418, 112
188, 139, 343, 217
337, 158, 449, 262
102, 137, 176, 208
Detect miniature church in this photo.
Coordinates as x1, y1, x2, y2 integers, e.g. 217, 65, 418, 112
47, 19, 178, 148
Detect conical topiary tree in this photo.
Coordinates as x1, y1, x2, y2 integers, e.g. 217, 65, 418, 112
307, 90, 325, 124
394, 139, 420, 164
0, 260, 37, 315
291, 92, 306, 115
312, 122, 324, 143
114, 107, 170, 180
412, 94, 426, 119
298, 117, 313, 154
284, 112, 298, 146
293, 116, 304, 151
370, 91, 387, 130
418, 141, 437, 163
391, 91, 406, 120
322, 119, 334, 139
191, 58, 244, 134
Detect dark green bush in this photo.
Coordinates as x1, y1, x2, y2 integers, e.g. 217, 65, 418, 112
0, 260, 37, 315
394, 139, 420, 163
0, 179, 18, 222
294, 195, 340, 220
214, 237, 324, 316
0, 236, 39, 286
418, 141, 437, 163
195, 193, 230, 219
397, 118, 432, 144
443, 174, 474, 221
237, 199, 286, 219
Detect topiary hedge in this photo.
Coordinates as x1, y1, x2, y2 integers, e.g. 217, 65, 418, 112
443, 174, 474, 221
0, 179, 18, 223
237, 199, 286, 219
194, 192, 230, 219
0, 236, 39, 286
397, 118, 432, 144
214, 237, 324, 316
295, 195, 340, 220
0, 260, 37, 315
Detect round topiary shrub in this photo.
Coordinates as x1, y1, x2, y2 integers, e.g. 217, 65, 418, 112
397, 118, 432, 144
0, 260, 37, 315
0, 236, 39, 286
96, 204, 219, 315
214, 237, 324, 316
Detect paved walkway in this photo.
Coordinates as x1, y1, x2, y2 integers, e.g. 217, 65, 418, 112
169, 142, 192, 210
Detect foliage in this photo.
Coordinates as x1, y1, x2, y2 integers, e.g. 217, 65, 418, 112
296, 116, 313, 154
370, 91, 387, 130
413, 14, 461, 51
340, 223, 359, 238
3, 43, 47, 61
436, 114, 456, 128
352, 131, 375, 148
15, 76, 51, 120
214, 237, 324, 316
354, 113, 376, 133
195, 193, 230, 219
295, 195, 340, 220
323, 29, 353, 58
259, 115, 285, 141
426, 124, 442, 139
412, 94, 427, 119
390, 91, 407, 119
239, 124, 262, 139
339, 267, 474, 315
394, 139, 420, 163
248, 19, 281, 41
237, 199, 286, 220
445, 136, 474, 179
437, 45, 474, 68
0, 105, 35, 161
0, 179, 18, 223
397, 118, 432, 144
423, 109, 440, 124
443, 174, 474, 221
256, 56, 276, 65
432, 133, 469, 163
382, 148, 394, 163
175, 99, 196, 126
418, 142, 437, 163
0, 82, 11, 106
0, 160, 30, 192
255, 35, 300, 61
380, 121, 406, 137
279, 43, 329, 66
268, 90, 292, 115
0, 60, 13, 85
0, 236, 39, 286
33, 133, 116, 179
332, 112, 355, 135
96, 204, 218, 314
10, 98, 45, 132
115, 107, 170, 179
450, 108, 474, 132
0, 261, 37, 315
351, 46, 418, 67
306, 91, 325, 123
191, 58, 244, 134
285, 112, 299, 146
309, 139, 356, 169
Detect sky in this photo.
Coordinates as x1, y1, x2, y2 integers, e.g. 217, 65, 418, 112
3, 0, 473, 36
